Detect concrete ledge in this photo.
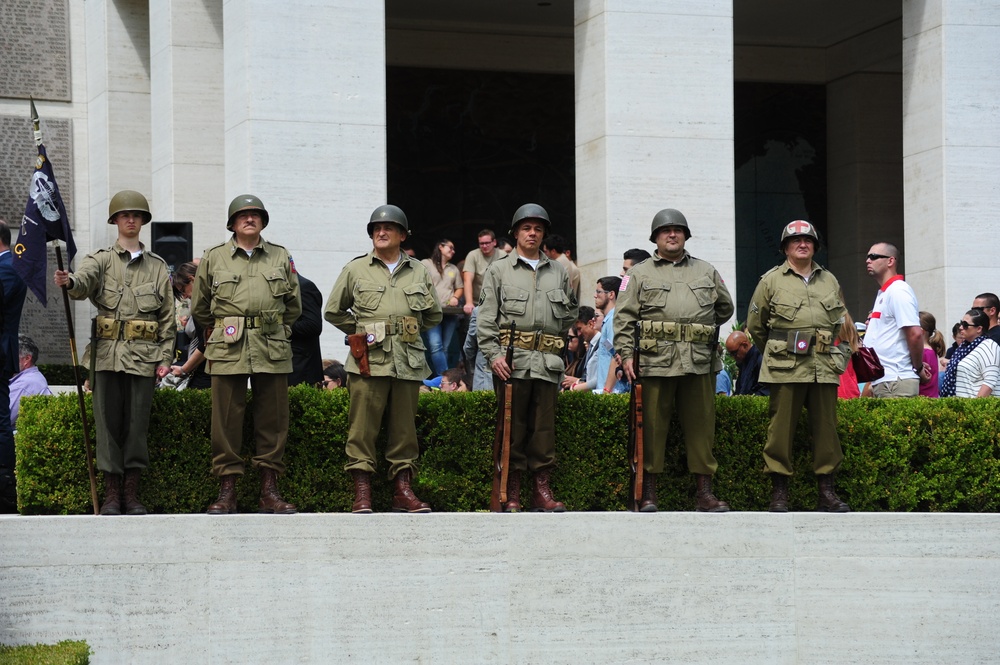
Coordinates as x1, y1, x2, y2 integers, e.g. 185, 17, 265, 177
2, 513, 999, 663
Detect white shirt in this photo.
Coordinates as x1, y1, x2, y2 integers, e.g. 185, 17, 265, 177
866, 275, 920, 384
955, 338, 1000, 397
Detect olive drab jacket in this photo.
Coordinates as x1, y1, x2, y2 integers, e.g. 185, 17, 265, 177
477, 251, 579, 384
66, 241, 176, 376
190, 237, 301, 375
745, 260, 848, 385
614, 251, 733, 378
324, 251, 442, 380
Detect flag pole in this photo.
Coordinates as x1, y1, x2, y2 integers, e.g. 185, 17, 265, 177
32, 98, 99, 515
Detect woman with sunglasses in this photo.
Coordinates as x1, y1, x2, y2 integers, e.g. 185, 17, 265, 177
940, 309, 1000, 397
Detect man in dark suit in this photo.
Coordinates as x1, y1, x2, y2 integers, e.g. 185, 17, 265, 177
0, 219, 28, 512
289, 272, 324, 387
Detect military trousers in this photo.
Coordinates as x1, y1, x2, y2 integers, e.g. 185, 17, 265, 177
495, 377, 558, 473
763, 382, 842, 476
345, 375, 420, 479
93, 371, 155, 474
640, 373, 718, 475
211, 373, 288, 477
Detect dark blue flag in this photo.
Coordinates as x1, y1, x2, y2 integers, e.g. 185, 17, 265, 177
13, 144, 77, 304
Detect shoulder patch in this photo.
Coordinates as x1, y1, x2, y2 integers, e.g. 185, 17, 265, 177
288, 255, 296, 274
620, 274, 630, 293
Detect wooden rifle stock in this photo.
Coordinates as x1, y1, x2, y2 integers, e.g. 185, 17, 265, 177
491, 322, 516, 512
628, 321, 644, 512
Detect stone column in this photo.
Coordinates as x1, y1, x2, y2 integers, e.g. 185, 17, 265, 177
574, 0, 735, 294
903, 0, 1000, 326
223, 0, 387, 358
85, 0, 151, 248
149, 0, 224, 260
826, 72, 903, 316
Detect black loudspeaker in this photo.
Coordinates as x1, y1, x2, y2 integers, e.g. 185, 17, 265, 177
151, 222, 193, 271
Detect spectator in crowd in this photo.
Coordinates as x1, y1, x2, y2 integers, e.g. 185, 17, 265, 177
169, 262, 210, 389
172, 261, 197, 365
288, 273, 324, 387
919, 311, 944, 398
568, 309, 602, 392
725, 330, 768, 396
325, 204, 441, 514
54, 191, 175, 516
478, 203, 578, 512
837, 313, 861, 399
592, 276, 622, 394
0, 218, 27, 496
9, 335, 52, 429
940, 309, 1000, 398
462, 307, 492, 391
715, 359, 733, 396
562, 326, 584, 385
542, 234, 581, 301
621, 248, 652, 277
462, 229, 502, 316
192, 194, 300, 516
497, 237, 514, 253
972, 292, 1000, 344
616, 208, 733, 513
321, 361, 347, 390
439, 368, 468, 392
863, 242, 928, 397
422, 239, 464, 375
747, 220, 850, 513
945, 321, 964, 363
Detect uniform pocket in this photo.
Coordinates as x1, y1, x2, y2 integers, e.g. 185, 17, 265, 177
96, 278, 122, 310
132, 282, 163, 313
131, 341, 162, 363
406, 340, 428, 369
639, 282, 670, 312
403, 283, 434, 312
771, 290, 803, 322
354, 280, 385, 312
543, 353, 564, 373
764, 338, 796, 369
212, 271, 241, 303
688, 276, 718, 308
500, 286, 529, 316
267, 337, 292, 361
546, 289, 571, 320
819, 291, 844, 315
264, 270, 291, 298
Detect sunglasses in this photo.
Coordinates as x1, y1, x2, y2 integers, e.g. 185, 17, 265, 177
866, 253, 891, 261
959, 321, 980, 329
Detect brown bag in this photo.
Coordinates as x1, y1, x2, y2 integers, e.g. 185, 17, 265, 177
852, 343, 884, 383
348, 333, 371, 377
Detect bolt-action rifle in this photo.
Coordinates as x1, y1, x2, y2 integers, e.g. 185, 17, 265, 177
628, 321, 644, 512
491, 322, 516, 512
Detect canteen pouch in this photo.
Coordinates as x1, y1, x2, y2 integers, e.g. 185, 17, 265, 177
815, 330, 834, 354
400, 316, 419, 343
363, 321, 387, 346
348, 333, 371, 377
261, 310, 282, 335
221, 316, 245, 344
786, 330, 814, 355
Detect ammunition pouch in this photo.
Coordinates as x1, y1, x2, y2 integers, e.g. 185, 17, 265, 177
95, 315, 158, 341
637, 320, 714, 344
499, 328, 565, 355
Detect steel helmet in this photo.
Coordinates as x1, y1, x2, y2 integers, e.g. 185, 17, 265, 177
227, 195, 269, 230
509, 203, 550, 236
107, 190, 152, 225
779, 219, 820, 249
367, 205, 409, 237
649, 208, 690, 242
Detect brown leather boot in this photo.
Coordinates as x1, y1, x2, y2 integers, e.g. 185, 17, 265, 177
769, 474, 790, 513
207, 475, 238, 515
351, 470, 373, 514
816, 474, 850, 513
530, 469, 565, 513
123, 469, 147, 515
695, 474, 730, 512
100, 472, 122, 516
392, 469, 431, 513
258, 467, 296, 514
639, 471, 657, 513
503, 471, 521, 513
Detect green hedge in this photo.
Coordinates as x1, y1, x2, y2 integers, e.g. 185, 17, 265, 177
14, 387, 1000, 514
0, 641, 91, 665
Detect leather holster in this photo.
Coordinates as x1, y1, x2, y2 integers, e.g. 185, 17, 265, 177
348, 333, 371, 377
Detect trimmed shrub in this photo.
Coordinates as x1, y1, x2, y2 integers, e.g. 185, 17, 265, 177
0, 640, 91, 664
14, 388, 1000, 514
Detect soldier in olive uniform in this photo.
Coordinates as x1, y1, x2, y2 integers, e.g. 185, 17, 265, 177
325, 205, 442, 513
191, 195, 301, 515
477, 204, 579, 512
54, 190, 175, 515
615, 209, 733, 513
746, 220, 850, 513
